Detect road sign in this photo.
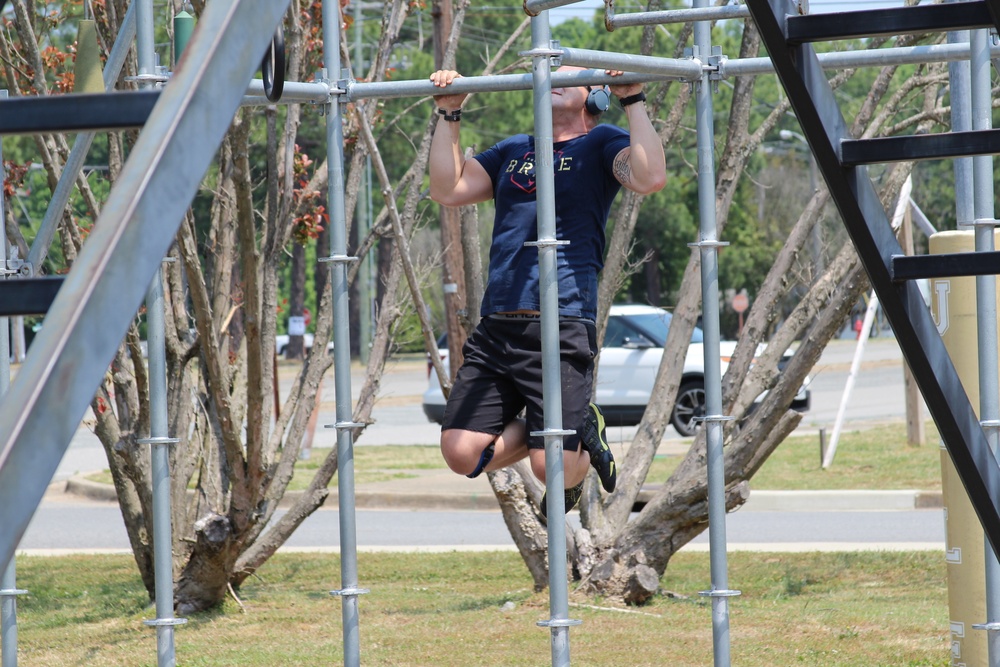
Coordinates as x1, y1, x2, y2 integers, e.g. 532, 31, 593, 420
732, 293, 749, 313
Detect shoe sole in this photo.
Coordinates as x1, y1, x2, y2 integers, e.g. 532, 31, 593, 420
585, 404, 616, 493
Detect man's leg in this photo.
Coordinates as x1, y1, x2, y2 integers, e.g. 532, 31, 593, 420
526, 446, 589, 486
440, 419, 530, 477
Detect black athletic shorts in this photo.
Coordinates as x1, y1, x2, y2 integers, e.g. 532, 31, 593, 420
440, 314, 597, 451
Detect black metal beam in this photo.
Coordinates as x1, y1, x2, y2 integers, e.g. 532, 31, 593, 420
0, 91, 158, 136
983, 0, 1000, 35
892, 252, 1000, 282
0, 277, 63, 316
786, 2, 991, 43
747, 0, 1000, 560
841, 129, 1000, 165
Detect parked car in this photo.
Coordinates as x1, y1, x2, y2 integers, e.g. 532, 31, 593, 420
275, 333, 333, 356
421, 304, 810, 437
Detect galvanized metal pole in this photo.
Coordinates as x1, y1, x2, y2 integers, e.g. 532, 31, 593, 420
968, 25, 1000, 663
321, 2, 367, 666
0, 112, 27, 667
691, 5, 737, 666
527, 15, 579, 667
140, 264, 185, 665
134, 1, 184, 664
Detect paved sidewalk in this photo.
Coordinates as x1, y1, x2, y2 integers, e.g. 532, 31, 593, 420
64, 463, 943, 513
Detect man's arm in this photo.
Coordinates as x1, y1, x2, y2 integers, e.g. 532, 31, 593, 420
428, 70, 494, 207
607, 76, 667, 195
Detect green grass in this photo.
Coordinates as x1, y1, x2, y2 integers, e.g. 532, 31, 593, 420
85, 420, 945, 492
86, 444, 447, 489
11, 550, 949, 666
646, 421, 943, 491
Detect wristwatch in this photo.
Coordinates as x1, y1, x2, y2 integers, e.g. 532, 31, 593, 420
618, 91, 647, 108
437, 108, 462, 122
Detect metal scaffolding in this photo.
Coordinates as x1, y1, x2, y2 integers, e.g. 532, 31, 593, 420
3, 1, 1000, 666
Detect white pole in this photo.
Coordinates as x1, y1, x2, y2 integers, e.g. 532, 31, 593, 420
823, 292, 879, 468
823, 177, 912, 468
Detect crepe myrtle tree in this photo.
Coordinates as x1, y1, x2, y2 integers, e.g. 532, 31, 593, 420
3, 0, 451, 613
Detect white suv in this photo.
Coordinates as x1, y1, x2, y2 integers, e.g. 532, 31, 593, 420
421, 304, 810, 437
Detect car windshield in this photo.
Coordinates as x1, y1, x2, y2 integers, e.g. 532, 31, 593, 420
626, 311, 704, 346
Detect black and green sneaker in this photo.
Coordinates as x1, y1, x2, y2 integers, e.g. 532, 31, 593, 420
540, 481, 584, 518
581, 403, 616, 493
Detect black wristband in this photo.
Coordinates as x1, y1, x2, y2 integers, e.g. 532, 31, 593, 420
437, 107, 462, 122
619, 91, 647, 108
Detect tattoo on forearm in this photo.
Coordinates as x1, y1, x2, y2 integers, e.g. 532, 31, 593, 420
613, 152, 632, 184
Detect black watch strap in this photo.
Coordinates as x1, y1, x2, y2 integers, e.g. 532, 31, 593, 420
437, 107, 462, 122
619, 91, 647, 108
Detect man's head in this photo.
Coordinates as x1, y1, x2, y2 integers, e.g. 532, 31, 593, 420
552, 66, 605, 127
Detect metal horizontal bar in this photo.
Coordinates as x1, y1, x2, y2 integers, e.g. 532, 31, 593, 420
610, 4, 751, 29
787, 2, 991, 43
0, 277, 63, 316
558, 47, 703, 80
891, 252, 1000, 282
523, 0, 581, 14
349, 68, 681, 102
841, 129, 1000, 165
0, 90, 159, 135
723, 41, 987, 77
243, 78, 330, 105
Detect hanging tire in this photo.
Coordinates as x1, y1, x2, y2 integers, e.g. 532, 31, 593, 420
672, 379, 705, 437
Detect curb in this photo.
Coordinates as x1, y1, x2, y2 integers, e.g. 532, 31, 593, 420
65, 474, 942, 512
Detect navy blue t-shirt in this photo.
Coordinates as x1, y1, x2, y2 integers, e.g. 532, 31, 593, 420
473, 124, 630, 320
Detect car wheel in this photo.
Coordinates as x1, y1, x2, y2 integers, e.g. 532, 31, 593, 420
672, 380, 705, 437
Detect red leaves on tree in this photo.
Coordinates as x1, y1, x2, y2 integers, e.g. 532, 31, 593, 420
3, 160, 30, 200
291, 145, 326, 244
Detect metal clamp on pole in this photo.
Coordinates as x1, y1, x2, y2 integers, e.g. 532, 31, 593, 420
0, 588, 28, 597
524, 239, 570, 249
330, 586, 370, 598
125, 72, 170, 86
688, 240, 731, 249
972, 621, 1000, 632
973, 218, 1000, 227
708, 47, 727, 85
537, 618, 583, 628
137, 437, 180, 446
1, 253, 28, 277
698, 589, 742, 598
694, 415, 736, 425
327, 421, 366, 430
318, 254, 360, 264
529, 428, 576, 438
519, 47, 565, 59
143, 618, 188, 627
